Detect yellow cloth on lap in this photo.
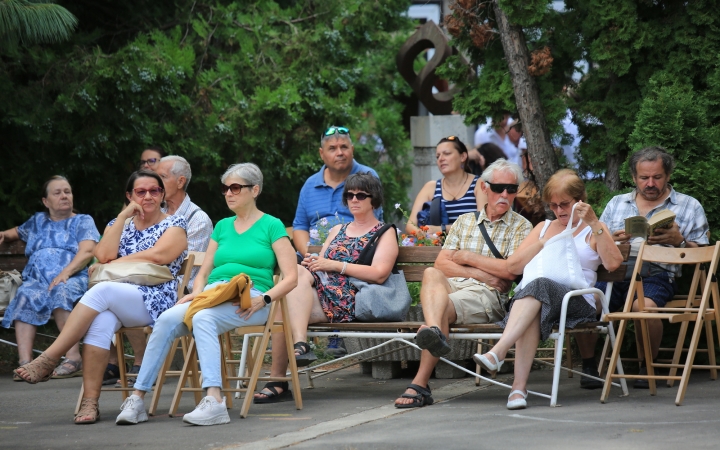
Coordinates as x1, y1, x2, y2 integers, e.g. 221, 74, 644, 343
183, 273, 252, 331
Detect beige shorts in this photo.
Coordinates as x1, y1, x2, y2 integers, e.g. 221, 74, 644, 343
447, 278, 505, 324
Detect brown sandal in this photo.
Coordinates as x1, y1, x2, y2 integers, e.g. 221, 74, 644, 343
74, 398, 100, 424
13, 353, 60, 384
13, 360, 31, 382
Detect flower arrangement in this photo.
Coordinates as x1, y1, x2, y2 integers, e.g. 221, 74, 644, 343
395, 203, 445, 247
308, 213, 343, 246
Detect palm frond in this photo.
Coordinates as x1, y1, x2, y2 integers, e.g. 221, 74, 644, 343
0, 0, 78, 48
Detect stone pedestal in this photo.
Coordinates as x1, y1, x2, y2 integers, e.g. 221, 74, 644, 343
409, 115, 476, 203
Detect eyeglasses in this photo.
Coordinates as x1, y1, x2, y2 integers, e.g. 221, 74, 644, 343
139, 158, 159, 167
485, 182, 519, 194
344, 192, 372, 201
323, 126, 350, 137
548, 200, 575, 211
133, 187, 164, 197
221, 183, 254, 195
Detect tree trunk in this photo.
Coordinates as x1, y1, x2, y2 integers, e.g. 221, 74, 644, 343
605, 152, 622, 191
492, 1, 558, 194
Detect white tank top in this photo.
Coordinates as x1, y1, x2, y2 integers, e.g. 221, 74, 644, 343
539, 220, 601, 307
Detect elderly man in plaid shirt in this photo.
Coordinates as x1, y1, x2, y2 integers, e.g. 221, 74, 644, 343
394, 159, 532, 408
575, 147, 709, 390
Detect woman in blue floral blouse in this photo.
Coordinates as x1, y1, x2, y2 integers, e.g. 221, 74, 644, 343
14, 170, 187, 425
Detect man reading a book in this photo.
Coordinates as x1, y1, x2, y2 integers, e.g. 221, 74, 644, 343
575, 146, 709, 389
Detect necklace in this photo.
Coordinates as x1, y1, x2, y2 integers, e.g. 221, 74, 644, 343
442, 173, 469, 201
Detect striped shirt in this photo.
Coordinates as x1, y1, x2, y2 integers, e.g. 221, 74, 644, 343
163, 194, 213, 289
433, 176, 479, 222
599, 187, 709, 276
443, 208, 532, 290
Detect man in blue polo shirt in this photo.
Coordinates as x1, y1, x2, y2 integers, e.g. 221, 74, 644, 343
292, 126, 383, 254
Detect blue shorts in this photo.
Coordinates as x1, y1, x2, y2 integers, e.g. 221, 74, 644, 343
596, 274, 677, 313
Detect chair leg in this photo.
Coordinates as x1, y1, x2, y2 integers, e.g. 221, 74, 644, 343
219, 334, 233, 409
475, 340, 482, 386
169, 338, 197, 417
149, 337, 180, 416
565, 336, 573, 378
668, 321, 689, 388
550, 331, 565, 407
239, 331, 272, 418
116, 330, 130, 402
75, 383, 85, 415
676, 317, 706, 406
638, 320, 657, 395
704, 319, 717, 380
601, 319, 628, 403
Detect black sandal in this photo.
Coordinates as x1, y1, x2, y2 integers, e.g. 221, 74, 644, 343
253, 381, 294, 404
101, 363, 121, 386
293, 341, 317, 367
394, 384, 434, 409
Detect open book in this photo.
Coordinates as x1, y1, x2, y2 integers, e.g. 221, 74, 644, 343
624, 209, 676, 239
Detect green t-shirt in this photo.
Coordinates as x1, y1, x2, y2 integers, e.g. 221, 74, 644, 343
207, 214, 288, 292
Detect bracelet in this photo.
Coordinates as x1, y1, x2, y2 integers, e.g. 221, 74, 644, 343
340, 261, 348, 275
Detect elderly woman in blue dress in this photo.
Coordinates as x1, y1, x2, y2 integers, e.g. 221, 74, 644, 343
14, 170, 187, 425
1, 176, 100, 379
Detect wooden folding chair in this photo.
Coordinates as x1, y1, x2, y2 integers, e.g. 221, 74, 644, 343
75, 254, 194, 414
601, 242, 720, 405
169, 273, 302, 418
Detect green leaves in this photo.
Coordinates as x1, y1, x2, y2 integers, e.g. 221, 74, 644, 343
0, 0, 77, 49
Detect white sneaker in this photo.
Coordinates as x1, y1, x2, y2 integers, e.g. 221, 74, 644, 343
182, 396, 230, 426
116, 394, 148, 425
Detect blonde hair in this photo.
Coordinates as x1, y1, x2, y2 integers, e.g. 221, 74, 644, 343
542, 169, 587, 203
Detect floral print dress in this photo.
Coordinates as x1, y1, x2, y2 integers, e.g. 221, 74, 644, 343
313, 222, 383, 322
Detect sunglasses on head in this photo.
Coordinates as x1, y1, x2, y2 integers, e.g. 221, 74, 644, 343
133, 187, 164, 197
442, 136, 458, 141
221, 183, 254, 195
323, 126, 350, 137
344, 192, 372, 201
485, 182, 519, 194
139, 158, 159, 167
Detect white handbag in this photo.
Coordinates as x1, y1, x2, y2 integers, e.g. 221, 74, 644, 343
519, 203, 588, 290
0, 269, 23, 313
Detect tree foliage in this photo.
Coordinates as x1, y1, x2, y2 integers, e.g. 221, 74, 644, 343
0, 0, 77, 49
441, 0, 720, 239
0, 0, 413, 230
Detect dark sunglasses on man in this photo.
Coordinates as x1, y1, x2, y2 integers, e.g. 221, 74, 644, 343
485, 182, 519, 194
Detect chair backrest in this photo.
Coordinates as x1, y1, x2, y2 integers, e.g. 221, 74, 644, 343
176, 253, 195, 297
188, 251, 205, 267
638, 244, 718, 265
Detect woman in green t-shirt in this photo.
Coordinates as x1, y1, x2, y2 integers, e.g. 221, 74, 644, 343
115, 163, 298, 427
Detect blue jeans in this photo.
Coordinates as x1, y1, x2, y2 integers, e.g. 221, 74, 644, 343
133, 283, 267, 392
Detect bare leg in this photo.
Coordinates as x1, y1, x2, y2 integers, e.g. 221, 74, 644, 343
24, 303, 99, 362
124, 329, 148, 366
14, 321, 37, 363
53, 309, 82, 363
575, 333, 599, 359
509, 315, 541, 401
395, 268, 457, 406
484, 297, 541, 363
75, 344, 109, 422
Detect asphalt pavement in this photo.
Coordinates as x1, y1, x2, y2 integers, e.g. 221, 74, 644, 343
2, 362, 719, 449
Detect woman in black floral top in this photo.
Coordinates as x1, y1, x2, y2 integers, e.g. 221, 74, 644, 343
253, 173, 398, 403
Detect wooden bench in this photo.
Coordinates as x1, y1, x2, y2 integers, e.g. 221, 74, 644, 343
297, 243, 632, 406
0, 241, 28, 272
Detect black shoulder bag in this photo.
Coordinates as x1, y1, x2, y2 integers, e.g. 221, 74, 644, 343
474, 212, 522, 284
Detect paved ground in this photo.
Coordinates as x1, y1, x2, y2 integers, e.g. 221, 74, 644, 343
2, 362, 719, 449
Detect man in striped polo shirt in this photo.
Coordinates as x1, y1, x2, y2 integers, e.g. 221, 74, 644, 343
292, 126, 383, 255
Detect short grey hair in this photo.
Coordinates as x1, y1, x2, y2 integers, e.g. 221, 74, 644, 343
629, 146, 675, 178
480, 158, 524, 185
221, 163, 263, 195
161, 155, 192, 190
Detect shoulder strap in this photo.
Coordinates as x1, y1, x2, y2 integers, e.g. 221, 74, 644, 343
428, 196, 443, 225
355, 224, 397, 266
539, 219, 552, 238
474, 212, 504, 260
186, 208, 199, 223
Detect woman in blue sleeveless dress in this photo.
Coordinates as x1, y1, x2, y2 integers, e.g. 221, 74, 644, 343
407, 136, 487, 236
1, 176, 100, 379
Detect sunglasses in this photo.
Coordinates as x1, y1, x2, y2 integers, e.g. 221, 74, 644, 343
221, 183, 254, 195
344, 192, 372, 201
485, 182, 519, 194
139, 158, 159, 167
548, 200, 575, 211
133, 187, 164, 197
442, 135, 458, 141
323, 126, 350, 137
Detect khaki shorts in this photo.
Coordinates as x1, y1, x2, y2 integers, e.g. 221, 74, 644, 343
447, 278, 505, 324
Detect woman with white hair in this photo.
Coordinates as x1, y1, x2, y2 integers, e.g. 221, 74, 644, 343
114, 163, 298, 427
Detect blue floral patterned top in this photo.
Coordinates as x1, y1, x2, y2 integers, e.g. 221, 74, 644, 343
108, 215, 187, 323
1, 213, 100, 328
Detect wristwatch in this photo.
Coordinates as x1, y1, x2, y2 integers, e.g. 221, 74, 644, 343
594, 227, 603, 236
679, 240, 687, 248
263, 294, 272, 305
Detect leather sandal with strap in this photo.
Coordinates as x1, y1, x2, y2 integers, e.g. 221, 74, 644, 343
13, 353, 60, 384
52, 359, 83, 379
395, 383, 434, 409
293, 341, 317, 367
253, 381, 293, 404
75, 398, 100, 424
13, 360, 31, 382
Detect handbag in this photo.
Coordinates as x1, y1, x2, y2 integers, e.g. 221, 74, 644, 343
88, 262, 174, 288
417, 196, 449, 227
349, 224, 412, 322
519, 202, 588, 290
0, 269, 22, 313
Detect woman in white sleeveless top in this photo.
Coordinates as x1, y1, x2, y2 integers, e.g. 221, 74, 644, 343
473, 169, 622, 410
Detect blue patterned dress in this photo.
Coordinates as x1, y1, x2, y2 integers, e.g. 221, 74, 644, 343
1, 213, 100, 327
109, 215, 187, 323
